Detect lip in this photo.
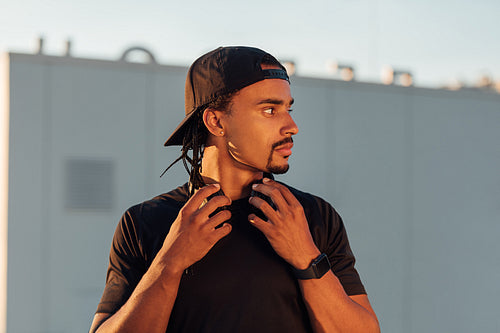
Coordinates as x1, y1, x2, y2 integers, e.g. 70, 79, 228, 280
274, 142, 294, 156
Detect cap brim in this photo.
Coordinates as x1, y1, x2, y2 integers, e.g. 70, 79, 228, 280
163, 110, 196, 146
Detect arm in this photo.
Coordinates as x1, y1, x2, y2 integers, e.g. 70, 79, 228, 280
249, 178, 379, 333
89, 184, 232, 333
299, 270, 379, 332
89, 263, 183, 333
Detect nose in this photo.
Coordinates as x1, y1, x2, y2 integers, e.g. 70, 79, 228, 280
282, 112, 299, 136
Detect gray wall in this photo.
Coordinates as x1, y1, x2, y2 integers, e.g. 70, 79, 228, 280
2, 53, 500, 333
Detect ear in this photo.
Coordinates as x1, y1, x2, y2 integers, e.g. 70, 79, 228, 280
203, 108, 226, 137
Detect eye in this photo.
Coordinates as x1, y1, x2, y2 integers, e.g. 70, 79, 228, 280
263, 108, 274, 115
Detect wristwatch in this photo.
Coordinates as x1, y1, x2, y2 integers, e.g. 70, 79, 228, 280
292, 253, 331, 280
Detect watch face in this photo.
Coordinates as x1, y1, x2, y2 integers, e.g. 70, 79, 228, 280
313, 254, 331, 277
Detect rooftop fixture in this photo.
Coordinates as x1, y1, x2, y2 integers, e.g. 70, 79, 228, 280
381, 66, 413, 86
120, 46, 157, 64
327, 60, 355, 81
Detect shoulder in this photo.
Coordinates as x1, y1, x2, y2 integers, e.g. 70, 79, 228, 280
127, 183, 190, 220
278, 181, 337, 217
116, 183, 190, 261
277, 181, 345, 251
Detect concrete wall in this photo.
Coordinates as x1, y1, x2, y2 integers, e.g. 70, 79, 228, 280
282, 78, 500, 332
3, 53, 500, 332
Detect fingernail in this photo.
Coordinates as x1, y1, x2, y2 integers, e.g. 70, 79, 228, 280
263, 178, 271, 183
252, 184, 258, 189
213, 183, 220, 189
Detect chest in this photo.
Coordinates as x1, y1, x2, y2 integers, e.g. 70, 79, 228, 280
166, 206, 312, 332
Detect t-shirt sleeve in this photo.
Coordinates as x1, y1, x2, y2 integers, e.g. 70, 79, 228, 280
96, 208, 146, 314
313, 199, 367, 296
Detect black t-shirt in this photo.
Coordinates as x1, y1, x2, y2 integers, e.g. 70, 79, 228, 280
97, 182, 366, 332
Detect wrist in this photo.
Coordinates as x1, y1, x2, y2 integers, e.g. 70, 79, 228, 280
291, 249, 322, 270
292, 253, 331, 280
153, 252, 187, 278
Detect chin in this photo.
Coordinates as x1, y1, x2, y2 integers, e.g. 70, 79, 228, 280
267, 164, 290, 174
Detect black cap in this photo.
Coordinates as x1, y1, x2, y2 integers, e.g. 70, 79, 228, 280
164, 46, 289, 146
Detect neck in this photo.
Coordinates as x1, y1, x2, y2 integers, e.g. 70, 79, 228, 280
200, 144, 263, 200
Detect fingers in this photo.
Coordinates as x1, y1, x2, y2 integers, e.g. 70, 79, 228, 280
248, 195, 279, 222
205, 209, 232, 230
263, 178, 299, 205
184, 184, 232, 230
210, 222, 232, 241
250, 178, 297, 213
183, 184, 225, 215
248, 213, 271, 234
198, 194, 231, 218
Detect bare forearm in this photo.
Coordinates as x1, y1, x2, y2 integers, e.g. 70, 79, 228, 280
299, 272, 380, 333
92, 265, 182, 333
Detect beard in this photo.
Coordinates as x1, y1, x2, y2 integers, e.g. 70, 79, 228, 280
266, 137, 293, 174
267, 163, 290, 174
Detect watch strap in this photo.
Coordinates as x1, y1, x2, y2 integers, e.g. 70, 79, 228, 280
292, 253, 331, 280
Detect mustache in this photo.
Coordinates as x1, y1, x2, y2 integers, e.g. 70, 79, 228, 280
272, 137, 294, 150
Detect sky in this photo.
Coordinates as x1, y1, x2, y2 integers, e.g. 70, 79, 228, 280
1, 0, 499, 88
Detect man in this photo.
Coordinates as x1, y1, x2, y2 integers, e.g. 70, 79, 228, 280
90, 46, 379, 333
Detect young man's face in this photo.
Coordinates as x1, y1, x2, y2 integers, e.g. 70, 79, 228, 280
221, 78, 298, 174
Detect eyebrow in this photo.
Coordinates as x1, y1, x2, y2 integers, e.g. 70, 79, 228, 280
257, 98, 295, 106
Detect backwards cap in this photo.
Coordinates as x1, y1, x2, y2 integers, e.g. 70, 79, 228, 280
164, 46, 289, 146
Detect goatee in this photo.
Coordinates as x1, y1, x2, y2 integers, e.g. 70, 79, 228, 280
266, 137, 293, 174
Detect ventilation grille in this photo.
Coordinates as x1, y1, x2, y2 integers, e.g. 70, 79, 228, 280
64, 158, 114, 210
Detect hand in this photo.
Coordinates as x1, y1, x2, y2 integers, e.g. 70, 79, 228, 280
248, 178, 320, 270
156, 184, 232, 275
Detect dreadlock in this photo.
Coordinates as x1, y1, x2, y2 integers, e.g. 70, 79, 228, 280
161, 92, 235, 197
